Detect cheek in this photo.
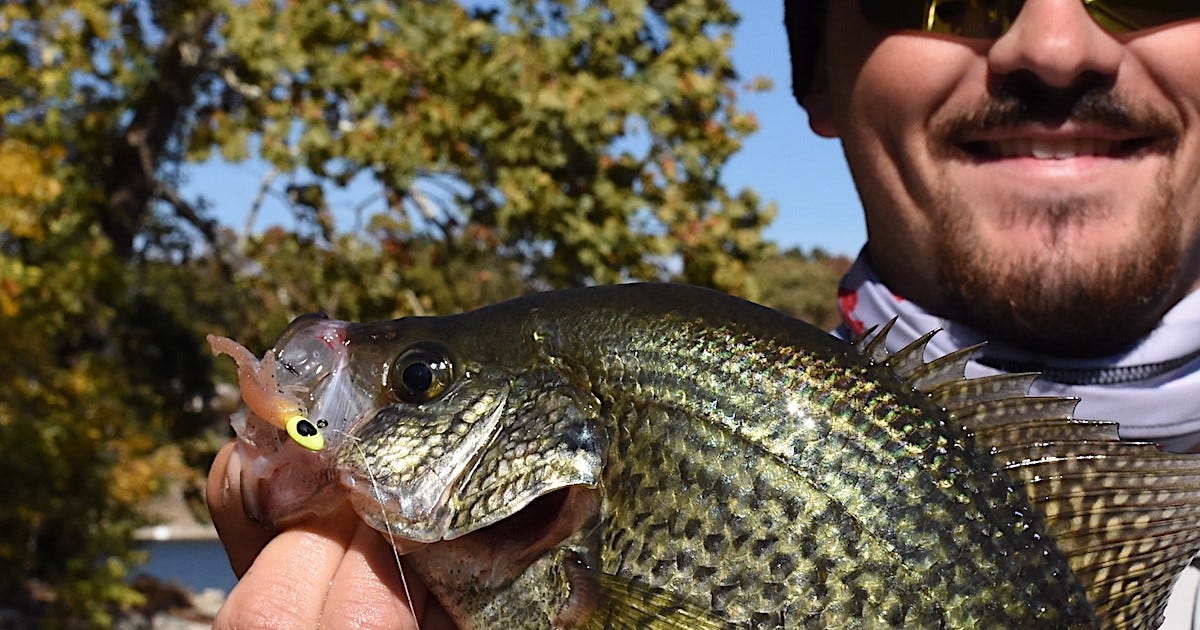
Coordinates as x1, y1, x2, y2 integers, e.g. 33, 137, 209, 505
836, 35, 982, 181
1127, 24, 1200, 254
834, 39, 978, 236
843, 35, 980, 125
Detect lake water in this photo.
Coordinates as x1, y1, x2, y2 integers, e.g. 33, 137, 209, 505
133, 539, 237, 593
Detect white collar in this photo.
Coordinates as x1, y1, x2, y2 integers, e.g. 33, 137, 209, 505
835, 251, 1200, 451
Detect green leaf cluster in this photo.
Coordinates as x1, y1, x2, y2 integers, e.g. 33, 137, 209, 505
207, 0, 774, 293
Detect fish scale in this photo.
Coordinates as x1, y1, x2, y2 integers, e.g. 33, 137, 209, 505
211, 283, 1200, 629
575, 315, 1089, 627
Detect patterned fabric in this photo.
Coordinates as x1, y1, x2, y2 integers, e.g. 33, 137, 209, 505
833, 251, 1200, 452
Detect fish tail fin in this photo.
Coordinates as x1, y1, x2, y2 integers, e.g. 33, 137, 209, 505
877, 329, 1200, 629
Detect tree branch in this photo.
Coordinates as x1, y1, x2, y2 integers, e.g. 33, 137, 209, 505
101, 8, 218, 258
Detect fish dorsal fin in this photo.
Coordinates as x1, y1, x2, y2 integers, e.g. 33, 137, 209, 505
876, 328, 1200, 629
882, 328, 940, 378
853, 319, 896, 363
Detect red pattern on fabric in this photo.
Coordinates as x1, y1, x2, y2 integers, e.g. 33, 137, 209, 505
837, 285, 865, 336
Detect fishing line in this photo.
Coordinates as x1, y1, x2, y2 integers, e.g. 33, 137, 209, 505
338, 430, 422, 630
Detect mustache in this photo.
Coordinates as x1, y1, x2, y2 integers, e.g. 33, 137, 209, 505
937, 84, 1178, 141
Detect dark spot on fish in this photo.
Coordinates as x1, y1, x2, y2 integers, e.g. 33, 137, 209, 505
769, 553, 795, 579
783, 496, 804, 521
753, 534, 779, 556
760, 582, 786, 602
703, 534, 724, 553
693, 565, 717, 581
882, 601, 908, 625
676, 459, 695, 484
710, 582, 739, 610
652, 558, 672, 577
644, 519, 669, 540
811, 557, 832, 598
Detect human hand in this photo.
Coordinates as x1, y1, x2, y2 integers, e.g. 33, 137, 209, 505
206, 442, 458, 629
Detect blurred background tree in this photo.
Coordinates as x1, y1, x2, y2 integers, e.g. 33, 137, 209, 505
753, 247, 852, 331
0, 0, 840, 624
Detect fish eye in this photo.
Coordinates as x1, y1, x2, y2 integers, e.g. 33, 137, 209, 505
390, 343, 456, 403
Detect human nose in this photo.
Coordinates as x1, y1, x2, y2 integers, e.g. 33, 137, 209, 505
988, 0, 1123, 89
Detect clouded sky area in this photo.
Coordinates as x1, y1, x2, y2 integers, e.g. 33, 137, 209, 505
184, 2, 867, 256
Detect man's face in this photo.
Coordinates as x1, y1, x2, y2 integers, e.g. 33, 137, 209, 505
805, 2, 1200, 355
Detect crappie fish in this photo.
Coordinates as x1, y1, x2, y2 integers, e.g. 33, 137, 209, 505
210, 283, 1200, 629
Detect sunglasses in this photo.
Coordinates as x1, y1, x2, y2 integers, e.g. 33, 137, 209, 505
858, 0, 1200, 37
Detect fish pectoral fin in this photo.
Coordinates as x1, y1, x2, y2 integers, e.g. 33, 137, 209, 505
565, 560, 735, 630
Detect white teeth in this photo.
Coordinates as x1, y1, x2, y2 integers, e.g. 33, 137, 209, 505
1031, 141, 1055, 159
992, 139, 1115, 159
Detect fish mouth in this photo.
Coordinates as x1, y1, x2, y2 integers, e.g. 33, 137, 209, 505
348, 480, 598, 546
466, 486, 599, 568
355, 482, 600, 585
222, 314, 358, 526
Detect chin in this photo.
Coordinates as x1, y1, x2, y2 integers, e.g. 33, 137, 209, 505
936, 217, 1183, 357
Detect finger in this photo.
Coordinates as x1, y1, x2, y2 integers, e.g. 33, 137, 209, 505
206, 441, 274, 577
213, 505, 359, 628
320, 519, 427, 630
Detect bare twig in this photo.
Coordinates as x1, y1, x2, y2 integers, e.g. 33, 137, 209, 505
155, 182, 235, 282
242, 167, 279, 247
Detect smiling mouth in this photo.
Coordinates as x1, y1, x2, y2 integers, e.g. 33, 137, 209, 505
957, 137, 1161, 161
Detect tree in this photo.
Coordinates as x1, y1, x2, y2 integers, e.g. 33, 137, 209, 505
204, 0, 772, 293
751, 248, 853, 331
1, 0, 772, 624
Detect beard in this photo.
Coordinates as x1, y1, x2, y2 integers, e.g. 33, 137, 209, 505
933, 184, 1182, 357
924, 82, 1187, 357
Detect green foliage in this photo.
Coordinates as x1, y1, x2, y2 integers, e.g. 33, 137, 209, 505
0, 144, 193, 625
208, 0, 773, 295
0, 0, 834, 625
751, 248, 853, 331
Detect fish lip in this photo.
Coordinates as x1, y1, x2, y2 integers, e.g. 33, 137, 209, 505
271, 315, 377, 448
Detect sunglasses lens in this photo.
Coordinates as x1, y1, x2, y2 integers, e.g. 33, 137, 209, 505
858, 0, 1200, 35
1084, 0, 1200, 32
860, 0, 1019, 36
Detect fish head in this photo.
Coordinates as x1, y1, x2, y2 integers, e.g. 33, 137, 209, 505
280, 308, 608, 561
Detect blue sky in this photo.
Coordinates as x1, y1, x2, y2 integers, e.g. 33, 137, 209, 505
185, 2, 866, 256
725, 1, 864, 255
